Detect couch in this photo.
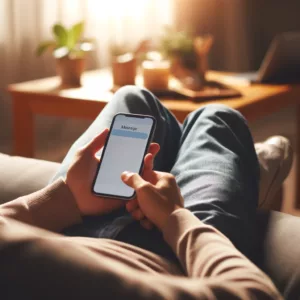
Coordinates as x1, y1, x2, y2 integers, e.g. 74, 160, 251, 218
0, 152, 300, 299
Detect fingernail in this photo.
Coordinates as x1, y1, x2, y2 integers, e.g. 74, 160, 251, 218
122, 171, 132, 178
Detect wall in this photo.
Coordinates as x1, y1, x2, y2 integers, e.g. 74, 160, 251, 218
175, 0, 300, 72
174, 0, 251, 71
245, 0, 300, 69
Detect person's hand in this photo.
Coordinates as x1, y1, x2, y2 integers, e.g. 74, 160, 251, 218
65, 128, 160, 216
121, 167, 184, 231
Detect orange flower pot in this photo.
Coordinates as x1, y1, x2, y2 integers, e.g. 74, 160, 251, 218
56, 57, 85, 86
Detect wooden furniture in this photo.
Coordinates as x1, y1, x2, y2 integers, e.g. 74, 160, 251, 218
8, 69, 300, 206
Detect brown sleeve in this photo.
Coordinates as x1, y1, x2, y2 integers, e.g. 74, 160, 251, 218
0, 207, 282, 299
0, 178, 82, 232
161, 208, 282, 299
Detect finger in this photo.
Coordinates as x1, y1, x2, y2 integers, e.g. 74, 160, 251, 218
143, 144, 159, 171
83, 128, 109, 154
131, 209, 145, 221
147, 143, 160, 157
121, 172, 148, 190
143, 153, 154, 171
126, 198, 138, 213
140, 219, 154, 230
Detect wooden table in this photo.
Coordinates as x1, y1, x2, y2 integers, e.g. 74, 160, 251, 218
8, 69, 300, 205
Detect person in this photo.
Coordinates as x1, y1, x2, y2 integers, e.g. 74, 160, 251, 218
0, 86, 291, 299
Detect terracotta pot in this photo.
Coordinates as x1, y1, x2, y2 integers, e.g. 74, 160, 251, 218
56, 57, 85, 86
112, 54, 136, 87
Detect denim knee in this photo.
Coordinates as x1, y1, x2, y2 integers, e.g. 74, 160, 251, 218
112, 86, 158, 109
189, 104, 247, 126
114, 85, 142, 98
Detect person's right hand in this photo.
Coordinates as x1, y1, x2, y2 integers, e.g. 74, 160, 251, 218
121, 169, 184, 231
65, 129, 160, 217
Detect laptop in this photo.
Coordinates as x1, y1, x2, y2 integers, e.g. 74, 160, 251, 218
230, 32, 300, 84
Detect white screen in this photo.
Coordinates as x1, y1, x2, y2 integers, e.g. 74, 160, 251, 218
93, 115, 154, 198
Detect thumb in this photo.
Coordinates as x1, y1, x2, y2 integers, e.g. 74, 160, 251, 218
84, 128, 109, 154
121, 172, 148, 190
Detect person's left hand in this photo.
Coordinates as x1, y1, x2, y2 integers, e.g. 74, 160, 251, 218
65, 128, 160, 217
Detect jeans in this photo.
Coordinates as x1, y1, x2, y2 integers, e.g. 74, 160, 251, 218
51, 86, 259, 261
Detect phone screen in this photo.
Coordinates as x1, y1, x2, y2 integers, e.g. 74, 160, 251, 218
92, 114, 155, 199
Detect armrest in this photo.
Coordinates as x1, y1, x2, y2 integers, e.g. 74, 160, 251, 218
0, 153, 60, 204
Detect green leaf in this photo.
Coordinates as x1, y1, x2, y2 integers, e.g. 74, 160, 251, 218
36, 41, 56, 56
68, 21, 84, 50
52, 24, 68, 47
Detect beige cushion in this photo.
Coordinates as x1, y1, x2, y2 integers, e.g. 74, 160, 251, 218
0, 153, 60, 204
255, 211, 300, 298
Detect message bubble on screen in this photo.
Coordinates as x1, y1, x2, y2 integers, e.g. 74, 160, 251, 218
111, 129, 148, 139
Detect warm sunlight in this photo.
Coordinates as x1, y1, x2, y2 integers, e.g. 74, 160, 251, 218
90, 0, 150, 17
84, 0, 173, 48
86, 0, 173, 22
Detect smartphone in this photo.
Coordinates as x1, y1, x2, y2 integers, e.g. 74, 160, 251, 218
92, 113, 156, 200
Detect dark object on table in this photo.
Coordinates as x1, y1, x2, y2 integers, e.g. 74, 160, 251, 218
169, 79, 242, 100
228, 32, 300, 84
112, 76, 241, 101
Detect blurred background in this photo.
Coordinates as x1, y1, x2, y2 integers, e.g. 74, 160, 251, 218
1, 0, 300, 213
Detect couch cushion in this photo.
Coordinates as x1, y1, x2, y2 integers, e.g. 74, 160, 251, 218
255, 211, 300, 299
0, 153, 60, 204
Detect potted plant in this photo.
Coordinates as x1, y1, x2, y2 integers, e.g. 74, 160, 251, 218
160, 27, 213, 88
109, 40, 149, 87
110, 43, 137, 87
36, 21, 93, 86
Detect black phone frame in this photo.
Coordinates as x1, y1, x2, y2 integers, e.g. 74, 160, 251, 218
91, 113, 156, 200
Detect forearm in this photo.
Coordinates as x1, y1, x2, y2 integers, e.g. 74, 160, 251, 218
0, 217, 202, 300
0, 210, 280, 300
0, 226, 279, 300
0, 179, 82, 232
162, 209, 282, 299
